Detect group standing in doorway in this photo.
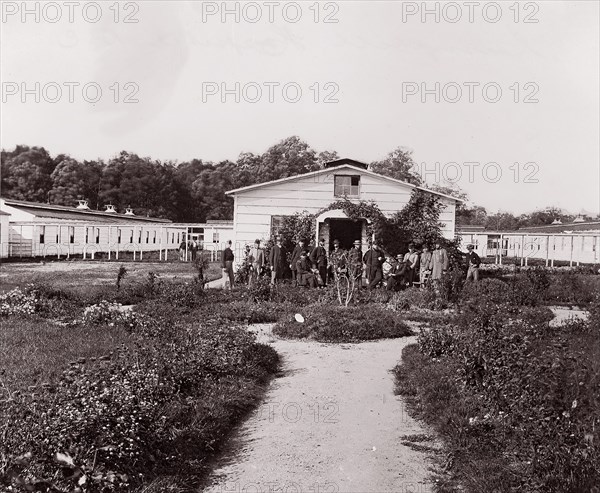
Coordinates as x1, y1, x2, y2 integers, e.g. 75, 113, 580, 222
216, 234, 480, 291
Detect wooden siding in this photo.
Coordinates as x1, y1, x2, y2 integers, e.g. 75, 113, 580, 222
232, 169, 457, 248
5, 223, 233, 260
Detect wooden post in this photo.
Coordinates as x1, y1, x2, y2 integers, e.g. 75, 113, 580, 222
108, 226, 111, 260
185, 227, 189, 262
498, 234, 503, 265
524, 235, 528, 266
545, 235, 549, 267
551, 235, 555, 267
570, 235, 574, 267
520, 235, 525, 267
140, 226, 143, 261
159, 226, 163, 261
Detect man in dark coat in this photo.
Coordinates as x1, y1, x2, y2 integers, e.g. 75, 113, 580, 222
309, 238, 328, 287
221, 240, 235, 290
329, 239, 346, 282
296, 251, 317, 288
386, 254, 410, 291
269, 236, 286, 285
363, 240, 385, 290
290, 239, 306, 286
348, 239, 363, 288
465, 244, 481, 281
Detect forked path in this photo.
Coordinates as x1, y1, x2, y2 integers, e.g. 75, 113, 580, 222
204, 325, 436, 493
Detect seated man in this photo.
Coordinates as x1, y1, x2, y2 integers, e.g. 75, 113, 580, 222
386, 254, 410, 291
296, 251, 317, 288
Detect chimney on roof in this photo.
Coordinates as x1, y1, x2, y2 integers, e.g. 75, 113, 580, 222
573, 215, 585, 223
105, 204, 117, 213
124, 206, 135, 216
76, 199, 90, 210
551, 219, 562, 225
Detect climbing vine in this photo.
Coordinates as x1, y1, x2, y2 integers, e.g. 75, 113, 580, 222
271, 190, 447, 256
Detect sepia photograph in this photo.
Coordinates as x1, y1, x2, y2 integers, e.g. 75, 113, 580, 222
1, 1, 599, 492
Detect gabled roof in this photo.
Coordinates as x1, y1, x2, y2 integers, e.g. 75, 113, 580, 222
1, 198, 171, 223
225, 164, 463, 202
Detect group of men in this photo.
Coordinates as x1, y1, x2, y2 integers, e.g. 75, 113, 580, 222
179, 238, 200, 261
222, 237, 481, 291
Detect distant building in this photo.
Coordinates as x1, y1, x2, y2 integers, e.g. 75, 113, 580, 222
457, 221, 600, 265
0, 198, 234, 261
226, 159, 461, 259
0, 210, 10, 258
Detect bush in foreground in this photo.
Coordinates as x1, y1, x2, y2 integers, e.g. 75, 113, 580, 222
396, 298, 600, 493
273, 303, 412, 342
0, 317, 279, 492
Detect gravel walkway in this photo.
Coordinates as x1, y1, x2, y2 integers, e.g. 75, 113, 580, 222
204, 325, 436, 493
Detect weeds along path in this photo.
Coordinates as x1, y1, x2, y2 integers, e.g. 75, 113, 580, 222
204, 325, 435, 493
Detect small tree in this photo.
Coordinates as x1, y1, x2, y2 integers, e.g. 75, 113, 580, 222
330, 250, 361, 307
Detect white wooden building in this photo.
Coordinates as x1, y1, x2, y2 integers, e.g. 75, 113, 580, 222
0, 210, 10, 259
226, 159, 460, 260
457, 222, 600, 265
0, 198, 234, 261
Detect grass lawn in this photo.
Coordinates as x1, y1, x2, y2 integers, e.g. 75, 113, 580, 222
0, 263, 279, 493
0, 259, 223, 292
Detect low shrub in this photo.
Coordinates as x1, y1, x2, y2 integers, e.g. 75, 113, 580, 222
273, 304, 412, 342
0, 287, 38, 317
0, 318, 280, 492
400, 300, 600, 492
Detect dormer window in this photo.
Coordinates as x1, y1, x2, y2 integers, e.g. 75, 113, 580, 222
334, 175, 360, 197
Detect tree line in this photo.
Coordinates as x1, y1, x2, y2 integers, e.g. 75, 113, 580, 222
1, 137, 593, 228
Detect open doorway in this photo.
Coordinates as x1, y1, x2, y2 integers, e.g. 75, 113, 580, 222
328, 219, 363, 251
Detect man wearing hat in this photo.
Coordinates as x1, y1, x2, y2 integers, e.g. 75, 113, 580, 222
248, 239, 265, 286
269, 236, 287, 285
329, 239, 346, 282
403, 243, 420, 287
309, 238, 328, 287
348, 239, 363, 287
290, 239, 306, 286
386, 254, 410, 291
363, 240, 386, 290
296, 251, 317, 288
465, 244, 481, 281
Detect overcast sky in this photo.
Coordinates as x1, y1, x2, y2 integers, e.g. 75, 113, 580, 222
2, 1, 599, 215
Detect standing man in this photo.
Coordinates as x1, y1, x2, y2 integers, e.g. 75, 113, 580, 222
419, 244, 433, 287
465, 244, 481, 281
248, 239, 265, 286
431, 241, 449, 281
310, 238, 328, 287
179, 239, 187, 261
221, 240, 235, 290
190, 238, 199, 262
329, 239, 346, 282
403, 243, 420, 287
269, 236, 286, 285
363, 240, 386, 290
348, 239, 363, 288
290, 239, 306, 286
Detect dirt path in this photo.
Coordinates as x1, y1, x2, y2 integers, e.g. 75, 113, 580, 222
204, 325, 436, 493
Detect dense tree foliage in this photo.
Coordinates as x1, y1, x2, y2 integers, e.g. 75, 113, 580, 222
368, 147, 422, 185
1, 140, 595, 226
